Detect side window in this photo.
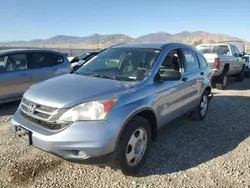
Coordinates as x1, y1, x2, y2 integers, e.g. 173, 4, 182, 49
234, 46, 240, 54
231, 45, 236, 55
160, 49, 182, 75
182, 50, 199, 72
0, 53, 28, 73
28, 52, 64, 69
197, 53, 208, 68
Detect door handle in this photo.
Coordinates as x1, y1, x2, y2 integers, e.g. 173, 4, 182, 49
52, 68, 58, 72
182, 77, 188, 82
200, 72, 204, 75
20, 73, 28, 77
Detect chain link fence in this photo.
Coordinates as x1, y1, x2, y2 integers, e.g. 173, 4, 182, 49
0, 46, 98, 57
49, 48, 97, 57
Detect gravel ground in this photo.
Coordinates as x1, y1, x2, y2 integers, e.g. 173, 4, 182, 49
0, 79, 250, 188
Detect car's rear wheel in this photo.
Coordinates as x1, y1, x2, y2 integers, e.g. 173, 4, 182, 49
215, 74, 227, 90
114, 116, 151, 176
191, 91, 209, 121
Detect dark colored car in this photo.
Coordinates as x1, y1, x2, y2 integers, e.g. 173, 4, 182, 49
70, 51, 100, 64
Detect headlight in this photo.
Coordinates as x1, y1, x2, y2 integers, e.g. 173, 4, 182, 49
59, 99, 116, 121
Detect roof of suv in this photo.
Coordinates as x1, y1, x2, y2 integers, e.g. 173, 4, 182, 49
0, 48, 63, 56
111, 42, 191, 49
197, 43, 232, 46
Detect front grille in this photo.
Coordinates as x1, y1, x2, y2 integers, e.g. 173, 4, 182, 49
20, 98, 69, 130
21, 98, 57, 120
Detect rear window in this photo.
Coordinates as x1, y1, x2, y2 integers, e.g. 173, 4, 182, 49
197, 45, 230, 55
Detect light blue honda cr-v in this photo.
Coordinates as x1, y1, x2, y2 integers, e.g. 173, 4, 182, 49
11, 43, 213, 176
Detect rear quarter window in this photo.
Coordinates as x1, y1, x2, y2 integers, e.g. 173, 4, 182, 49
197, 45, 230, 55
197, 53, 208, 68
28, 52, 64, 69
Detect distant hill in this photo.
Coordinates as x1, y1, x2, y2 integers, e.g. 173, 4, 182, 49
1, 31, 249, 51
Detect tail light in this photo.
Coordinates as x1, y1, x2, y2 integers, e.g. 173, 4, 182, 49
214, 58, 220, 68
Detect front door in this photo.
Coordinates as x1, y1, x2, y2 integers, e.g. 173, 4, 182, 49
153, 48, 188, 127
233, 46, 244, 73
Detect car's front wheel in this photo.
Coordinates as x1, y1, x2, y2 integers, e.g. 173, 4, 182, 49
114, 116, 151, 176
237, 67, 245, 82
244, 66, 250, 78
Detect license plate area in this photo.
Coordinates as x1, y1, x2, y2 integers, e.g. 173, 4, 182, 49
15, 126, 32, 146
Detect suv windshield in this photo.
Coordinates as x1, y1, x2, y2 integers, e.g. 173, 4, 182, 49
75, 48, 161, 81
197, 45, 230, 55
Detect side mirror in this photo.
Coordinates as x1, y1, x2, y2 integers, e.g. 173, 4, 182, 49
70, 63, 80, 72
240, 52, 246, 57
156, 69, 181, 81
234, 53, 239, 57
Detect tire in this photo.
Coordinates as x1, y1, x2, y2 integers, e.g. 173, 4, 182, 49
114, 116, 152, 176
244, 67, 250, 78
237, 67, 245, 82
215, 74, 227, 90
191, 91, 209, 121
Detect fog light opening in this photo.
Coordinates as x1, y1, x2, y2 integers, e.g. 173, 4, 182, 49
77, 151, 87, 157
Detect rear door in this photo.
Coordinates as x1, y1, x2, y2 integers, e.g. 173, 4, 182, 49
0, 53, 31, 102
180, 49, 203, 109
27, 52, 68, 85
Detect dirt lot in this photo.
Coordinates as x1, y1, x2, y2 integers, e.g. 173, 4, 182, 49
0, 79, 250, 188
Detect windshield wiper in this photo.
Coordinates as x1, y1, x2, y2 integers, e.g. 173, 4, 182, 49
78, 73, 137, 81
90, 73, 118, 80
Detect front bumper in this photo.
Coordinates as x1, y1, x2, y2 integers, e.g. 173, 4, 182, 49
11, 109, 120, 165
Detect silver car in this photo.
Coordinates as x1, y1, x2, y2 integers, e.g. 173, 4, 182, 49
0, 49, 70, 104
11, 43, 213, 176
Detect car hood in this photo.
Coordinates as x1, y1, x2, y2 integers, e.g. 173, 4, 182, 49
23, 74, 138, 109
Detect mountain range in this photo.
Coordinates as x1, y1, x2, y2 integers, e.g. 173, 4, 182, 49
1, 31, 249, 50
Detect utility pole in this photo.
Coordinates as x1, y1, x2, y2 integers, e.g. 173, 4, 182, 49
95, 34, 99, 50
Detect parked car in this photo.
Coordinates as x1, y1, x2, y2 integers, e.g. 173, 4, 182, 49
0, 49, 70, 104
11, 43, 213, 176
70, 51, 100, 64
218, 40, 249, 77
196, 43, 245, 89
69, 51, 100, 71
243, 53, 250, 78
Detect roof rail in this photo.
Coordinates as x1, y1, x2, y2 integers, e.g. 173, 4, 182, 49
108, 43, 127, 48
219, 40, 244, 43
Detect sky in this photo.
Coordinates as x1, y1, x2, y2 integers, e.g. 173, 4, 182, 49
1, 0, 250, 41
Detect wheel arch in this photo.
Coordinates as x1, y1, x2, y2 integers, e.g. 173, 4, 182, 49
222, 63, 230, 74
204, 85, 212, 95
115, 107, 158, 150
